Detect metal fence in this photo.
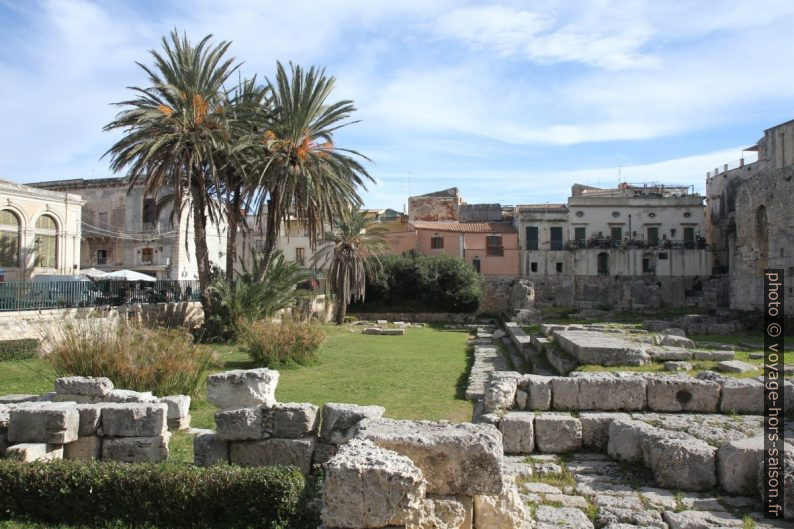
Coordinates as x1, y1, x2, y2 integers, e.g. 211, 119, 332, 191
0, 280, 201, 312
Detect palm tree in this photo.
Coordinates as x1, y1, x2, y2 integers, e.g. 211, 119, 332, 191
103, 30, 239, 305
250, 62, 373, 281
315, 211, 389, 324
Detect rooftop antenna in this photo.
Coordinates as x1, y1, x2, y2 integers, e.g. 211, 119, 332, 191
618, 166, 622, 186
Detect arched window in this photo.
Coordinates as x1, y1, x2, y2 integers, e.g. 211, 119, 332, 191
597, 252, 609, 276
35, 215, 58, 268
0, 210, 20, 268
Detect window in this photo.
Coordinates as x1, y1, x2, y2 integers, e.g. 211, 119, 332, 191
526, 226, 538, 250
549, 227, 563, 250
97, 250, 107, 265
472, 258, 481, 273
0, 210, 20, 268
486, 235, 503, 256
683, 227, 695, 249
610, 226, 622, 241
142, 198, 156, 225
658, 252, 669, 260
431, 235, 444, 249
530, 262, 538, 273
296, 247, 305, 266
642, 253, 655, 275
574, 227, 586, 247
556, 262, 563, 273
141, 247, 154, 265
597, 252, 609, 275
647, 226, 659, 246
35, 215, 57, 268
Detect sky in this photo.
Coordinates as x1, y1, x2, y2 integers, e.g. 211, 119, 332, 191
0, 0, 792, 209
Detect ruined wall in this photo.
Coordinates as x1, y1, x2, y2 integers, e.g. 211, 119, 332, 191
478, 276, 517, 315
408, 195, 460, 222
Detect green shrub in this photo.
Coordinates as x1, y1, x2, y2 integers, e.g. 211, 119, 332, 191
0, 460, 306, 529
0, 339, 39, 361
351, 253, 482, 313
44, 321, 216, 399
242, 318, 325, 368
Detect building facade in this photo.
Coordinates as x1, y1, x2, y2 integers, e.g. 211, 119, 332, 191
0, 179, 83, 280
30, 178, 227, 280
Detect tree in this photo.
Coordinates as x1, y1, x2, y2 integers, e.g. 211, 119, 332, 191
315, 211, 388, 324
103, 30, 238, 305
250, 62, 372, 280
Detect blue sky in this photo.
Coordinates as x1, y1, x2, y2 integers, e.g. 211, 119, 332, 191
1, 1, 792, 209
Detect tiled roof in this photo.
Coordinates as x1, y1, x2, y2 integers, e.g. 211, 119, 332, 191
516, 203, 568, 211
411, 221, 517, 233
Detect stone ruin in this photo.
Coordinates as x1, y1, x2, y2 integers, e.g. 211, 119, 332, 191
0, 376, 191, 462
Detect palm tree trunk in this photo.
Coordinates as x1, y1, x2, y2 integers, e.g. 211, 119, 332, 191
191, 189, 212, 308
255, 194, 279, 282
225, 185, 241, 283
335, 281, 347, 324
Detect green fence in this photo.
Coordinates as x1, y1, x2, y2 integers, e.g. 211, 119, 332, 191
0, 280, 201, 312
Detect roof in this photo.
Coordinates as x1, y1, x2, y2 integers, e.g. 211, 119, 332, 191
516, 204, 568, 211
413, 187, 459, 199
411, 221, 516, 233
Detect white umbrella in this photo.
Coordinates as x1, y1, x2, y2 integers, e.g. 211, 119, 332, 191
105, 269, 157, 282
80, 268, 109, 279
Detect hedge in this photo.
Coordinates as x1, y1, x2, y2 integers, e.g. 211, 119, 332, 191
0, 460, 309, 528
0, 338, 39, 361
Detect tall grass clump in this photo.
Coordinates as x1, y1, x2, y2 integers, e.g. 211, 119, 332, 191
241, 319, 324, 368
44, 321, 216, 398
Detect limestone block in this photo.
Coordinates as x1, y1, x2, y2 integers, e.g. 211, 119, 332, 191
515, 389, 528, 410
574, 373, 646, 411
262, 402, 319, 439
483, 376, 517, 413
473, 476, 531, 529
64, 435, 101, 461
193, 429, 229, 466
719, 378, 764, 414
376, 320, 388, 325
355, 418, 504, 496
717, 360, 759, 374
5, 443, 63, 462
54, 376, 113, 397
521, 374, 552, 411
0, 394, 39, 404
554, 330, 650, 366
159, 395, 191, 419
52, 394, 102, 404
717, 436, 766, 495
320, 402, 385, 444
534, 506, 593, 529
648, 346, 693, 361
493, 329, 506, 339
102, 433, 170, 463
757, 450, 794, 521
581, 412, 629, 452
498, 412, 534, 454
206, 368, 279, 409
168, 416, 191, 431
381, 328, 405, 336
230, 437, 316, 474
662, 510, 744, 529
103, 389, 158, 403
662, 328, 687, 337
693, 350, 735, 361
550, 377, 579, 411
641, 433, 716, 491
215, 406, 264, 440
100, 403, 168, 437
409, 496, 467, 529
311, 441, 337, 467
362, 327, 383, 335
75, 404, 104, 436
534, 413, 582, 453
659, 335, 694, 348
321, 438, 426, 529
664, 361, 692, 372
607, 419, 657, 463
646, 375, 720, 412
8, 403, 79, 444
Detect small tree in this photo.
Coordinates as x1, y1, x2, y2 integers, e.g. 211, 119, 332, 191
315, 212, 388, 324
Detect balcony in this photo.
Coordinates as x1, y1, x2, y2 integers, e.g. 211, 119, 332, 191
526, 238, 710, 251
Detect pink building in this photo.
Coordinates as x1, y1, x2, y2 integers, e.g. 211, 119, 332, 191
410, 221, 519, 276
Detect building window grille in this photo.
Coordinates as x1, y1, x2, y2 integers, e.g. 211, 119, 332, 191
486, 235, 504, 256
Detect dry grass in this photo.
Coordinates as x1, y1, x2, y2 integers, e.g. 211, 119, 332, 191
241, 318, 325, 368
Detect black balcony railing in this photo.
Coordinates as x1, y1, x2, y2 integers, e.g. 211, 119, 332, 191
525, 238, 710, 251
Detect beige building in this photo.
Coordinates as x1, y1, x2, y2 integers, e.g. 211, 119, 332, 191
0, 179, 83, 280
30, 177, 227, 280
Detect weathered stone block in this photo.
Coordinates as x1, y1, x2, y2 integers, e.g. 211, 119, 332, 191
717, 436, 766, 495
230, 437, 315, 474
574, 373, 646, 411
410, 495, 468, 529
8, 403, 79, 444
100, 403, 168, 437
215, 406, 264, 440
311, 441, 337, 467
521, 374, 552, 411
555, 330, 650, 366
193, 429, 229, 466
75, 404, 104, 436
534, 505, 592, 529
550, 377, 579, 410
262, 402, 319, 439
320, 402, 385, 444
664, 361, 692, 371
64, 435, 101, 461
607, 419, 657, 463
693, 350, 735, 361
719, 378, 764, 414
534, 413, 582, 453
0, 394, 39, 404
659, 335, 694, 348
52, 394, 102, 404
102, 434, 170, 463
54, 376, 113, 397
498, 412, 534, 454
104, 389, 158, 403
646, 375, 720, 412
168, 415, 191, 431
717, 360, 759, 373
515, 389, 528, 409
483, 376, 518, 413
381, 328, 405, 336
362, 327, 382, 335
207, 368, 279, 409
648, 346, 693, 361
5, 443, 63, 462
321, 438, 426, 529
641, 433, 716, 491
473, 476, 531, 529
356, 418, 504, 496
581, 412, 629, 452
159, 395, 190, 419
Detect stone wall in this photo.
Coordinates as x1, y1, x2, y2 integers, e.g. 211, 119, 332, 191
479, 276, 516, 315
349, 311, 486, 324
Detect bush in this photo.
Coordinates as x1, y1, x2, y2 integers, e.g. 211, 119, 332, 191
0, 339, 39, 361
242, 319, 325, 368
350, 253, 482, 313
0, 459, 307, 529
44, 321, 216, 399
